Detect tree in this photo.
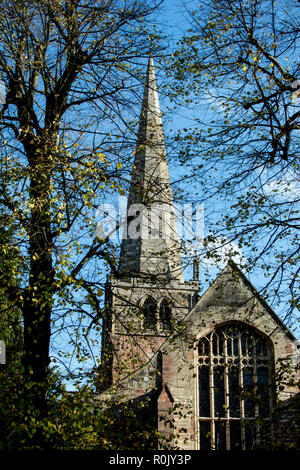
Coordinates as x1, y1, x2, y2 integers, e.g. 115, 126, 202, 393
168, 0, 299, 327
0, 0, 165, 447
0, 219, 24, 449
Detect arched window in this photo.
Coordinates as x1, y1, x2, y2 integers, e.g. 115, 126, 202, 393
159, 299, 172, 330
198, 323, 274, 450
142, 297, 157, 330
192, 293, 199, 308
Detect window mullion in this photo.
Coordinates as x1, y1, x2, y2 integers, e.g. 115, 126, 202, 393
157, 305, 161, 332
240, 335, 246, 450
267, 349, 274, 446
253, 338, 260, 447
209, 334, 215, 450
224, 334, 230, 450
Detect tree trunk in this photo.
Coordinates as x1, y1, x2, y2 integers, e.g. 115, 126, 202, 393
22, 149, 55, 443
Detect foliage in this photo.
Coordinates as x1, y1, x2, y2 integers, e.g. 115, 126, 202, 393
0, 0, 167, 448
0, 0, 298, 451
0, 221, 24, 448
0, 354, 166, 450
168, 0, 299, 327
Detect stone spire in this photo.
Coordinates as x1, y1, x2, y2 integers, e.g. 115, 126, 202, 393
118, 56, 184, 282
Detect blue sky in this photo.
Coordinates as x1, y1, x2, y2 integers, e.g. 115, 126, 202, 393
50, 0, 299, 386
150, 1, 300, 337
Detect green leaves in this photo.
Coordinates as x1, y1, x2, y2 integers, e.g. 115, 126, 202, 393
0, 0, 167, 449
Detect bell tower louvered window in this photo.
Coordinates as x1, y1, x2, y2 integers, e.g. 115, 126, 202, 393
143, 297, 157, 330
198, 323, 274, 450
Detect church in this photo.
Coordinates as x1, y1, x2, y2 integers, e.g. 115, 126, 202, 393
98, 56, 299, 450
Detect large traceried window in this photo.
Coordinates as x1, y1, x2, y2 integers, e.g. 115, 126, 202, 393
198, 323, 274, 450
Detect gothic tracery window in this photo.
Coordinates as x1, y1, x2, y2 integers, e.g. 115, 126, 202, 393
198, 323, 274, 450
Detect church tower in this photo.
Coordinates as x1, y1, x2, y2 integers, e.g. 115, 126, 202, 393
101, 56, 198, 386
99, 58, 299, 451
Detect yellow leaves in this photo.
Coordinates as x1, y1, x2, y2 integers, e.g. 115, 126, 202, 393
97, 152, 106, 162
243, 65, 247, 71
